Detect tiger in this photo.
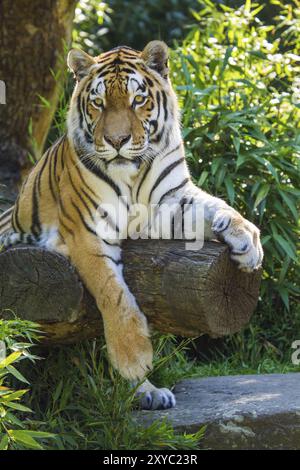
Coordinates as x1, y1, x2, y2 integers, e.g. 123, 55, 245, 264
0, 41, 263, 410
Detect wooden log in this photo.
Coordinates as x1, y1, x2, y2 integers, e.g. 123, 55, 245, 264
0, 240, 262, 344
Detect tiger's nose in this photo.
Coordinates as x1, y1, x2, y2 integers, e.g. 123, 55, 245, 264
104, 134, 131, 150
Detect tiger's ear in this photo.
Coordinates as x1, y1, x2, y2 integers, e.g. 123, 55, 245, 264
67, 49, 95, 81
141, 41, 169, 79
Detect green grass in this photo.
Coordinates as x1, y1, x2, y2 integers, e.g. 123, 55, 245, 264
12, 331, 300, 450
1, 316, 300, 450
21, 336, 206, 450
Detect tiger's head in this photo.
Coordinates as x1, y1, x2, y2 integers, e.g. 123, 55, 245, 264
67, 41, 181, 172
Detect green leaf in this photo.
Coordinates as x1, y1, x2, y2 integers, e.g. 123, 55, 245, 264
197, 170, 209, 187
224, 176, 235, 205
4, 402, 32, 413
220, 46, 233, 77
261, 235, 271, 246
0, 352, 22, 369
6, 365, 29, 384
265, 160, 279, 183
273, 234, 297, 261
279, 258, 291, 284
236, 153, 248, 169
278, 189, 299, 222
1, 389, 28, 401
21, 430, 56, 439
232, 136, 240, 154
215, 166, 226, 188
254, 184, 270, 208
4, 411, 24, 428
8, 430, 43, 450
37, 94, 51, 108
245, 0, 251, 14
277, 287, 290, 311
249, 50, 268, 60
0, 434, 9, 450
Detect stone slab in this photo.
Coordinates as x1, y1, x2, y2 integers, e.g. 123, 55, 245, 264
136, 373, 300, 449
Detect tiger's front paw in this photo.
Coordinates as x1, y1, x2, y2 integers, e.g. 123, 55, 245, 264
135, 379, 176, 410
106, 313, 153, 381
212, 208, 263, 272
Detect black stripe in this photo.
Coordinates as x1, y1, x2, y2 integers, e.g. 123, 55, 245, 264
180, 196, 189, 237
58, 217, 75, 239
99, 209, 120, 234
107, 45, 139, 54
156, 91, 161, 120
85, 80, 93, 94
0, 212, 11, 225
151, 126, 165, 143
161, 90, 168, 121
161, 144, 181, 161
0, 223, 10, 234
48, 145, 59, 202
149, 119, 158, 135
67, 169, 94, 220
71, 199, 97, 236
95, 254, 122, 265
0, 219, 10, 230
31, 176, 41, 237
143, 75, 154, 88
130, 77, 146, 93
171, 213, 175, 238
94, 66, 115, 79
79, 158, 128, 209
0, 207, 13, 221
60, 135, 66, 172
58, 229, 66, 245
113, 66, 136, 75
24, 234, 35, 244
81, 186, 98, 210
37, 148, 51, 196
136, 162, 153, 202
102, 238, 120, 247
117, 291, 124, 306
58, 196, 77, 227
72, 156, 98, 199
77, 94, 84, 129
53, 136, 63, 179
157, 178, 190, 205
12, 199, 24, 234
148, 158, 185, 203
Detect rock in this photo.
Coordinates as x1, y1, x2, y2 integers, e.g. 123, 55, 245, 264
136, 373, 300, 449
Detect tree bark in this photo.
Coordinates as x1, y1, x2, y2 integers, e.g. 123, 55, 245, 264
0, 0, 76, 206
0, 240, 262, 345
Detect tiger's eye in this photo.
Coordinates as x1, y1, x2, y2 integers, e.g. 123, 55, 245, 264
134, 94, 146, 105
93, 97, 103, 108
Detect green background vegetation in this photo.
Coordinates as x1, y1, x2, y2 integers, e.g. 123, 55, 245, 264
0, 0, 299, 449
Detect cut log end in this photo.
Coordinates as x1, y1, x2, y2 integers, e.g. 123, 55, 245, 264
0, 240, 262, 344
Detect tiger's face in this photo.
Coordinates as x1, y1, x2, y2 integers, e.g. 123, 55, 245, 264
67, 41, 179, 170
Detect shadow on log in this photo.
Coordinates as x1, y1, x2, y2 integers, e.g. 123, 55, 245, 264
0, 240, 262, 344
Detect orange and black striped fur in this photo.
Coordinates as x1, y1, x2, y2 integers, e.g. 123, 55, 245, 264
0, 41, 263, 409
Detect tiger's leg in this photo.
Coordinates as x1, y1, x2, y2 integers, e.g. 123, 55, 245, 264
61, 228, 176, 409
156, 184, 263, 272
63, 227, 153, 381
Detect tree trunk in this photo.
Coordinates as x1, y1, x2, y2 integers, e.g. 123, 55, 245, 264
0, 0, 76, 208
0, 240, 262, 345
